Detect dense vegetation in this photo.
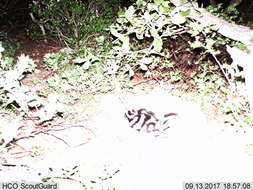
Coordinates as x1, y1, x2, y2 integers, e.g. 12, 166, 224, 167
1, 0, 253, 122
1, 0, 253, 187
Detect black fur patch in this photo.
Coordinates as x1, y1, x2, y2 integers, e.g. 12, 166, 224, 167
125, 108, 177, 133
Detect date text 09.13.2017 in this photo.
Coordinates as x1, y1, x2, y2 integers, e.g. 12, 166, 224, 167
183, 182, 253, 190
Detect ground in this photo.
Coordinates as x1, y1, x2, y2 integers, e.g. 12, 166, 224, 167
1, 34, 253, 190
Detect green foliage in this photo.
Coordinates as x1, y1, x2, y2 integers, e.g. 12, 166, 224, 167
206, 3, 240, 23
108, 0, 222, 79
111, 0, 173, 53
27, 23, 47, 41
233, 41, 247, 50
44, 52, 71, 71
30, 0, 119, 46
34, 0, 250, 125
0, 42, 41, 113
46, 64, 115, 103
44, 41, 128, 103
1, 41, 21, 57
0, 40, 21, 73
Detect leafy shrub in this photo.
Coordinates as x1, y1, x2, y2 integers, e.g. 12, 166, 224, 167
1, 40, 21, 58
44, 52, 71, 72
108, 0, 222, 78
30, 0, 119, 46
206, 3, 240, 23
0, 42, 41, 113
46, 55, 114, 101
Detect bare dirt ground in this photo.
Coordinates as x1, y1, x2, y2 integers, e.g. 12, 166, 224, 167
1, 36, 253, 190
2, 88, 253, 190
